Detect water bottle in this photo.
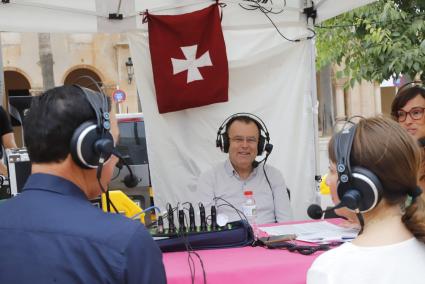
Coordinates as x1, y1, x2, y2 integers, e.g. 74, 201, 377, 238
242, 190, 259, 239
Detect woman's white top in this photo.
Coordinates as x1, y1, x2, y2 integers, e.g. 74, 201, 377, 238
307, 238, 425, 284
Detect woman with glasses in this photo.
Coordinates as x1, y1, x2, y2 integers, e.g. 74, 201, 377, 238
391, 82, 425, 196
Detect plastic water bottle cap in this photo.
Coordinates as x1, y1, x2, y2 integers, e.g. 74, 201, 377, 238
244, 190, 253, 196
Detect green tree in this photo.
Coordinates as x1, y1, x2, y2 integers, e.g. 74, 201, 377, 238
316, 0, 425, 86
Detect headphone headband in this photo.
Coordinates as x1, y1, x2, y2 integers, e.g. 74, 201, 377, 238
222, 112, 269, 132
216, 112, 272, 156
73, 85, 110, 133
335, 125, 357, 183
216, 112, 270, 140
333, 122, 383, 213
70, 84, 113, 169
396, 81, 425, 96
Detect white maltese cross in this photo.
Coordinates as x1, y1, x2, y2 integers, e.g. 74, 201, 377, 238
171, 45, 212, 83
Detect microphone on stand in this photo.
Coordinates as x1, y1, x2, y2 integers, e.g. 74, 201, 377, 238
111, 149, 140, 188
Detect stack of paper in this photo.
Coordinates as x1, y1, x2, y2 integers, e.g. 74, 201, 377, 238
259, 221, 359, 243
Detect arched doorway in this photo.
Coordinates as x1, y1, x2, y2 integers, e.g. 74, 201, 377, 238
4, 70, 31, 99
64, 68, 102, 91
4, 70, 31, 147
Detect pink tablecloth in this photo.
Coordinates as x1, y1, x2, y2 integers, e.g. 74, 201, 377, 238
163, 219, 343, 284
163, 244, 323, 284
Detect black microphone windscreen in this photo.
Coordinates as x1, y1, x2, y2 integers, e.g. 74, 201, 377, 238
123, 174, 139, 188
307, 204, 324, 220
252, 160, 259, 168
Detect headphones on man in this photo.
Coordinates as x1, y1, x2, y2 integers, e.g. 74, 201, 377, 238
334, 124, 383, 213
216, 113, 273, 156
69, 85, 114, 169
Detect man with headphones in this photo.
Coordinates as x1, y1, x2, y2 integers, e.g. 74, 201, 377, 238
0, 85, 166, 283
196, 113, 292, 224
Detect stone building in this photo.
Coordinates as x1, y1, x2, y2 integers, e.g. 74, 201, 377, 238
1, 32, 138, 146
316, 67, 398, 175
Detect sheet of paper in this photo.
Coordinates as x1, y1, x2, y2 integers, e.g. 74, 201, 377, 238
259, 221, 359, 243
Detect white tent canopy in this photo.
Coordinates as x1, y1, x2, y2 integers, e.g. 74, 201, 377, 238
0, 0, 376, 220
0, 0, 376, 33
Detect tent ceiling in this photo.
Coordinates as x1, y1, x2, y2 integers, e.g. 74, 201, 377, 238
315, 0, 377, 23
0, 0, 376, 33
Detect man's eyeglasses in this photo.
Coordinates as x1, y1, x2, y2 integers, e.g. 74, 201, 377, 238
396, 107, 425, 122
229, 136, 258, 145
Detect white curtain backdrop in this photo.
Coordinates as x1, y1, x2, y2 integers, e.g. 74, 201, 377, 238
128, 24, 318, 220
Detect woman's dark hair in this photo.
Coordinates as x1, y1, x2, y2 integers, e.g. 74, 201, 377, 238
23, 85, 110, 163
391, 85, 425, 120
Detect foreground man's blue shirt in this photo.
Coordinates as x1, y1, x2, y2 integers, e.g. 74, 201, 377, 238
0, 173, 166, 284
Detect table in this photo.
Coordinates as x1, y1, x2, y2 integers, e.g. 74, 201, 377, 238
163, 243, 323, 284
163, 220, 342, 284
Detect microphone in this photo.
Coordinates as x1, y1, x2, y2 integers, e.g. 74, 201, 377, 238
252, 144, 273, 168
307, 204, 327, 219
307, 203, 344, 220
252, 154, 268, 168
112, 149, 140, 188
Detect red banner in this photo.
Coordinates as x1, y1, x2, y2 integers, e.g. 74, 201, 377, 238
147, 4, 229, 114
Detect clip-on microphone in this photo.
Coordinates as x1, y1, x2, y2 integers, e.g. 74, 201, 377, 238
211, 205, 218, 231
189, 203, 196, 232
199, 203, 207, 231
111, 149, 140, 188
167, 204, 176, 233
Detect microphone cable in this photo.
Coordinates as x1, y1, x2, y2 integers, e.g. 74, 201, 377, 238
173, 208, 207, 284
130, 206, 161, 220
356, 211, 365, 235
213, 196, 249, 223
264, 240, 341, 255
261, 153, 278, 223
145, 204, 178, 229
96, 161, 119, 214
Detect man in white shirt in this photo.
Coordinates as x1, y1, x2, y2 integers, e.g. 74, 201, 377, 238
196, 113, 292, 224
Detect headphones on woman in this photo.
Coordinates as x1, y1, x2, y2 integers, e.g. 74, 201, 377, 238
69, 85, 114, 169
334, 124, 383, 213
216, 113, 273, 156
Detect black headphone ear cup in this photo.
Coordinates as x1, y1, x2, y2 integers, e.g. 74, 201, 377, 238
257, 135, 266, 156
222, 133, 230, 153
337, 166, 383, 213
70, 121, 114, 169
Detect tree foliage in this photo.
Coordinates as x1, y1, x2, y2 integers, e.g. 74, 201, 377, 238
316, 0, 425, 87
